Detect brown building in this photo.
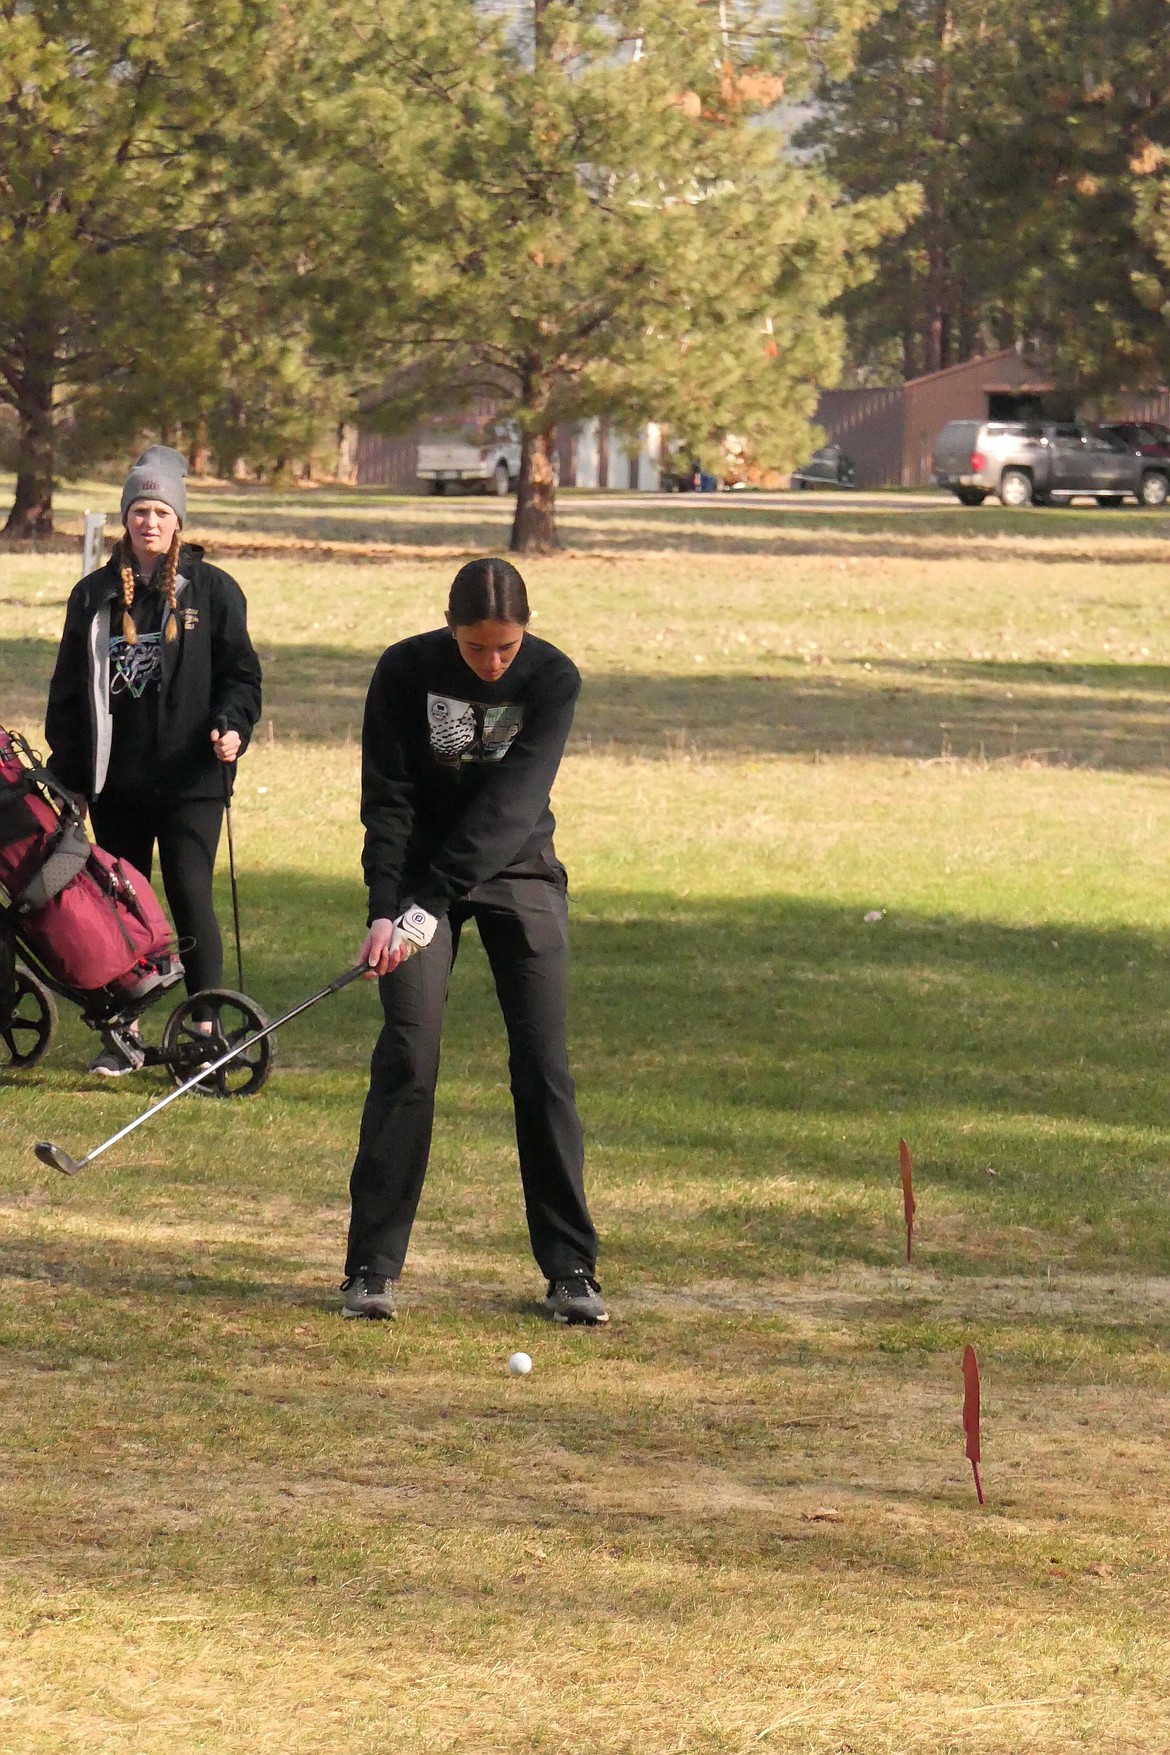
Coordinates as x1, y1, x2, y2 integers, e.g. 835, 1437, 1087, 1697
350, 428, 427, 491
814, 350, 1170, 489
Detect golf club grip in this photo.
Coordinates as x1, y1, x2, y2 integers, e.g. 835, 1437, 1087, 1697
328, 964, 372, 994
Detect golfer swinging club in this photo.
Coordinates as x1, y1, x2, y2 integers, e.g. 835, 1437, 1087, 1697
342, 557, 607, 1325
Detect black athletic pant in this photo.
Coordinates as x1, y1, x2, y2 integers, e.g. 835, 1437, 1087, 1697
88, 792, 225, 1000
346, 872, 598, 1283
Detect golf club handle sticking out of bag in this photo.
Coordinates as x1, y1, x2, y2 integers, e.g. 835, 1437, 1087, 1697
34, 963, 370, 1177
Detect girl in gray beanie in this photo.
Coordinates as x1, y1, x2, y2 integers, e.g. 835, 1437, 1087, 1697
114, 445, 188, 650
45, 446, 262, 1074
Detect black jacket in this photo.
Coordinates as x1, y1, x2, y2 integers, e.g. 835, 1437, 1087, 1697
45, 544, 262, 801
361, 627, 580, 921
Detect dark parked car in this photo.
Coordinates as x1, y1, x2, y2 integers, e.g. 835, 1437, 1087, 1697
661, 457, 718, 492
932, 419, 1170, 507
1100, 421, 1170, 458
791, 444, 857, 489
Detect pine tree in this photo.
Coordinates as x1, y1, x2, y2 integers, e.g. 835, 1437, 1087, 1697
0, 0, 309, 536
998, 0, 1170, 390
806, 0, 1170, 390
306, 0, 911, 552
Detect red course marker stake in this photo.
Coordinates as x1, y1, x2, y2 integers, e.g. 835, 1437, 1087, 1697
899, 1138, 916, 1262
962, 1344, 985, 1505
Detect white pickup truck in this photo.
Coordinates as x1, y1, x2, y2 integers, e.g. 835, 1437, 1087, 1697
416, 427, 521, 496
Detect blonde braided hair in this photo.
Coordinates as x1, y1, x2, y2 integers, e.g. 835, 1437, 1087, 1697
119, 526, 181, 645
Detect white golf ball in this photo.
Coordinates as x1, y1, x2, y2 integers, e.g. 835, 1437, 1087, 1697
508, 1351, 533, 1376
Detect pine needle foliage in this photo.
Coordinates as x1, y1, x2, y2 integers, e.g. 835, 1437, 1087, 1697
0, 0, 329, 534
305, 0, 913, 551
805, 0, 1170, 391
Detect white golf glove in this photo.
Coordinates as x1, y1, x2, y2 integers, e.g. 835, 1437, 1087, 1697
389, 905, 438, 962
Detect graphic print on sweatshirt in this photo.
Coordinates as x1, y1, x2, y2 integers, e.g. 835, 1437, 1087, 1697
427, 693, 524, 768
109, 631, 163, 700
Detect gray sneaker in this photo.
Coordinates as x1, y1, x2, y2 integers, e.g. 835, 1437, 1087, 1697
88, 1030, 144, 1076
546, 1273, 609, 1326
341, 1272, 396, 1320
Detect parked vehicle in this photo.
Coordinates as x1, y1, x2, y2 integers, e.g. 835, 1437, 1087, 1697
932, 419, 1170, 508
416, 424, 521, 495
662, 456, 718, 492
791, 444, 857, 490
1100, 420, 1170, 458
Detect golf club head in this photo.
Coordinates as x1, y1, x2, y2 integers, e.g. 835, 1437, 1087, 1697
34, 1141, 83, 1176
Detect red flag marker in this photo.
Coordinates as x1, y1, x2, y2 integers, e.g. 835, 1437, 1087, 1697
899, 1138, 916, 1261
962, 1345, 985, 1505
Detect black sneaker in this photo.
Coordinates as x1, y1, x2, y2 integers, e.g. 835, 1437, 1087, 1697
88, 1030, 144, 1077
546, 1272, 609, 1326
341, 1272, 396, 1320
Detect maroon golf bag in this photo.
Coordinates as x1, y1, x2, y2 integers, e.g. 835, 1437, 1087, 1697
0, 726, 181, 1010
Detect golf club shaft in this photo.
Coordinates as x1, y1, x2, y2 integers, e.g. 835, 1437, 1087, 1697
71, 964, 368, 1171
222, 763, 244, 992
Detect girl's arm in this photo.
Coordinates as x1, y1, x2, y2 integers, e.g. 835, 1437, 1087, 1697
360, 652, 418, 923
208, 570, 262, 748
44, 586, 93, 796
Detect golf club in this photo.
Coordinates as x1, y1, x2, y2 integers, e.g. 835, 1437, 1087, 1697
35, 963, 368, 1177
219, 724, 245, 992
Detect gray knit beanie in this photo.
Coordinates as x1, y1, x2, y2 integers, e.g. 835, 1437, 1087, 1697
120, 444, 187, 527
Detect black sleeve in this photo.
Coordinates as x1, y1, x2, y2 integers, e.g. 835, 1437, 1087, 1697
208, 570, 262, 749
409, 661, 579, 918
44, 583, 93, 796
360, 651, 418, 923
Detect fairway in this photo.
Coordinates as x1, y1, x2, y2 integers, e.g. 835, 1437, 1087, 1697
3, 485, 1170, 1751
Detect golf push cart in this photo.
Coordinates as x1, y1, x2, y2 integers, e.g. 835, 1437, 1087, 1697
0, 724, 272, 1098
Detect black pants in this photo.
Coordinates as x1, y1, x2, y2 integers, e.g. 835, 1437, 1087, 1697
346, 873, 599, 1283
89, 792, 224, 1000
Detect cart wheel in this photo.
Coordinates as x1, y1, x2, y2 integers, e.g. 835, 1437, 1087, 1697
159, 988, 273, 1098
1, 968, 57, 1070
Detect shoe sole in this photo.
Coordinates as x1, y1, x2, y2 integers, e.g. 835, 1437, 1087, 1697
90, 1065, 138, 1077
549, 1307, 609, 1325
341, 1304, 396, 1320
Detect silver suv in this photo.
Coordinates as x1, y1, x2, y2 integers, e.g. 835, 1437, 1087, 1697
932, 419, 1170, 508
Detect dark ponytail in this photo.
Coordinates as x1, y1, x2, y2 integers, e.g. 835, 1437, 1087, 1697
447, 557, 530, 628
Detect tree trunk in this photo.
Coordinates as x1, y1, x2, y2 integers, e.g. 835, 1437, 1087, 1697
189, 419, 212, 477
510, 426, 560, 554
957, 279, 978, 362
2, 341, 56, 540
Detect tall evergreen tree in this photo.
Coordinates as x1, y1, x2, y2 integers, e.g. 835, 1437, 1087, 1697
998, 0, 1170, 390
0, 0, 311, 536
306, 0, 911, 551
806, 0, 1170, 389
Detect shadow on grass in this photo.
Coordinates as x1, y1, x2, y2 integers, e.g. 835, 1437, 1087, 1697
18, 477, 1170, 560
9, 636, 1170, 769
7, 877, 1170, 1282
117, 485, 1170, 563
574, 659, 1170, 768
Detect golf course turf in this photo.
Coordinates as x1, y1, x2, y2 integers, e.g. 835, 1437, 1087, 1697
2, 481, 1170, 1751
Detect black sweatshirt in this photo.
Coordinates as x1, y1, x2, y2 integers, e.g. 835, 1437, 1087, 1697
45, 544, 262, 802
106, 578, 168, 794
360, 627, 580, 922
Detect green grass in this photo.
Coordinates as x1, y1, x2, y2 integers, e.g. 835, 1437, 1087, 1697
3, 490, 1170, 1749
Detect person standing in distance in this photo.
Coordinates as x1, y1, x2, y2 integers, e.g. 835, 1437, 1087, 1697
344, 556, 607, 1326
45, 445, 262, 1074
